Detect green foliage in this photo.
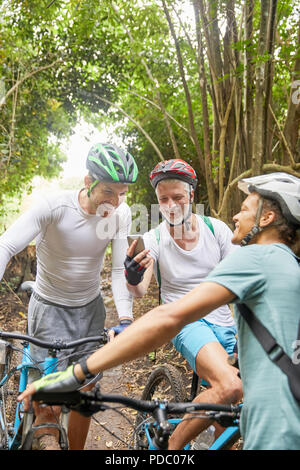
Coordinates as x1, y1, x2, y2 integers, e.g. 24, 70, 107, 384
0, 0, 298, 220
0, 0, 113, 213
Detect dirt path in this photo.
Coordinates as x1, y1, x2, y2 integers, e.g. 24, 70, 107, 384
84, 302, 131, 450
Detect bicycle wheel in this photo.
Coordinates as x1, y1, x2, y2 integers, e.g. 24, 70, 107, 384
0, 340, 13, 449
134, 364, 187, 450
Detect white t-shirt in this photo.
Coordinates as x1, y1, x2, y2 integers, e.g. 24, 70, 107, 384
0, 190, 133, 317
143, 215, 237, 326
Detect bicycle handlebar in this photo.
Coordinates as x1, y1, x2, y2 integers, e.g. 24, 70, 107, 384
0, 329, 108, 350
32, 389, 241, 450
33, 389, 241, 417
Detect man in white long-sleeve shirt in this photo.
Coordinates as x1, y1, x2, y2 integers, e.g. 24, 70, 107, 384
0, 142, 138, 449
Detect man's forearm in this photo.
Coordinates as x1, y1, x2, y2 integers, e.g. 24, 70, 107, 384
76, 282, 235, 380
126, 281, 147, 297
76, 303, 178, 380
0, 247, 11, 281
126, 262, 153, 298
111, 267, 133, 319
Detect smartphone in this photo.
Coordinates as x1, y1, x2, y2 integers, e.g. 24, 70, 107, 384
127, 235, 145, 256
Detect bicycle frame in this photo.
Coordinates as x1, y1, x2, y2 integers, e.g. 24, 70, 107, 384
144, 419, 190, 450
209, 425, 240, 450
187, 363, 241, 449
2, 342, 59, 450
0, 330, 106, 450
142, 417, 239, 450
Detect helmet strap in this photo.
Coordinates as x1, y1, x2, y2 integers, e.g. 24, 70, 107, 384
87, 179, 99, 198
240, 197, 264, 246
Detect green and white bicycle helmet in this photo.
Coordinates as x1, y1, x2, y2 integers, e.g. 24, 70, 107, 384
238, 172, 300, 245
86, 143, 138, 194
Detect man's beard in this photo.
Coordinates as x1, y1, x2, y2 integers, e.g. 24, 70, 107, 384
96, 202, 116, 218
160, 204, 191, 226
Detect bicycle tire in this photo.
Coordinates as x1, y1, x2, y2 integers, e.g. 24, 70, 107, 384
134, 364, 187, 450
0, 337, 30, 450
0, 340, 13, 449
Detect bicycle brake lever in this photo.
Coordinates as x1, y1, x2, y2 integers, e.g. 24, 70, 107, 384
213, 410, 241, 428
69, 389, 106, 417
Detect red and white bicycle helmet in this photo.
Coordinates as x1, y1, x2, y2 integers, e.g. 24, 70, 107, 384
149, 159, 198, 190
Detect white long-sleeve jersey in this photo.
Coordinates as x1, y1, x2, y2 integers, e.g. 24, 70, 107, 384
0, 189, 133, 318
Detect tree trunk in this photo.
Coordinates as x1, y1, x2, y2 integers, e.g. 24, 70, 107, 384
162, 0, 205, 176
244, 0, 255, 168
283, 19, 300, 164
263, 0, 278, 162
193, 0, 217, 211
252, 0, 270, 175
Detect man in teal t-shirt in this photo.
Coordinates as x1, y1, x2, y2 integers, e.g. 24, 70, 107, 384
207, 242, 300, 449
20, 172, 300, 450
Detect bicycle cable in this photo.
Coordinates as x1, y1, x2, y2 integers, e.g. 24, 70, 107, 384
91, 404, 133, 448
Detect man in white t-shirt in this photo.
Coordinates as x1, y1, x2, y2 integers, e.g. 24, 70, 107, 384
0, 143, 138, 449
122, 159, 242, 448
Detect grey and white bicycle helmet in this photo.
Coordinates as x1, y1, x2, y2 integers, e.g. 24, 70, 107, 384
86, 143, 138, 195
237, 172, 300, 245
238, 172, 300, 226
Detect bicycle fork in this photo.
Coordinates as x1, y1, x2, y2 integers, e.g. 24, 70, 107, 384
10, 343, 34, 449
12, 346, 68, 450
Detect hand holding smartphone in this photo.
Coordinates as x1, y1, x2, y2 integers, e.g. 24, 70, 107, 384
127, 235, 145, 257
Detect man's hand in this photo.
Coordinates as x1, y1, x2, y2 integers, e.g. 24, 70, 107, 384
124, 240, 152, 286
18, 365, 83, 409
108, 318, 133, 341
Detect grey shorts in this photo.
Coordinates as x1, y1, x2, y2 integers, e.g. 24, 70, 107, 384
27, 292, 106, 383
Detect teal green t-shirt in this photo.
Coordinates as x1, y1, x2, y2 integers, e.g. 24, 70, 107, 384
207, 243, 300, 450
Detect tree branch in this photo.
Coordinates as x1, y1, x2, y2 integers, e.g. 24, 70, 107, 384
1, 59, 63, 107
218, 77, 236, 209
111, 1, 180, 159
95, 95, 164, 161
268, 103, 296, 166
126, 89, 193, 141
217, 163, 300, 218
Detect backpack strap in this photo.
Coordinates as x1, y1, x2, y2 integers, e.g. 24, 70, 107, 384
201, 215, 215, 236
237, 303, 300, 403
154, 226, 162, 304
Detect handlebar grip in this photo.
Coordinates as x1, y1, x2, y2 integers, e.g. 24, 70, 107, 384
33, 390, 81, 406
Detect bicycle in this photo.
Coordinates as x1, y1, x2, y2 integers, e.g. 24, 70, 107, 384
32, 390, 241, 450
134, 352, 241, 450
0, 328, 107, 450
31, 387, 241, 451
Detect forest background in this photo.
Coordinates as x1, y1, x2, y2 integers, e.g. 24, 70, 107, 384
1, 0, 299, 232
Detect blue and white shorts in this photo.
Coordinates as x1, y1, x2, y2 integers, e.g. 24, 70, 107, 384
172, 318, 237, 372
